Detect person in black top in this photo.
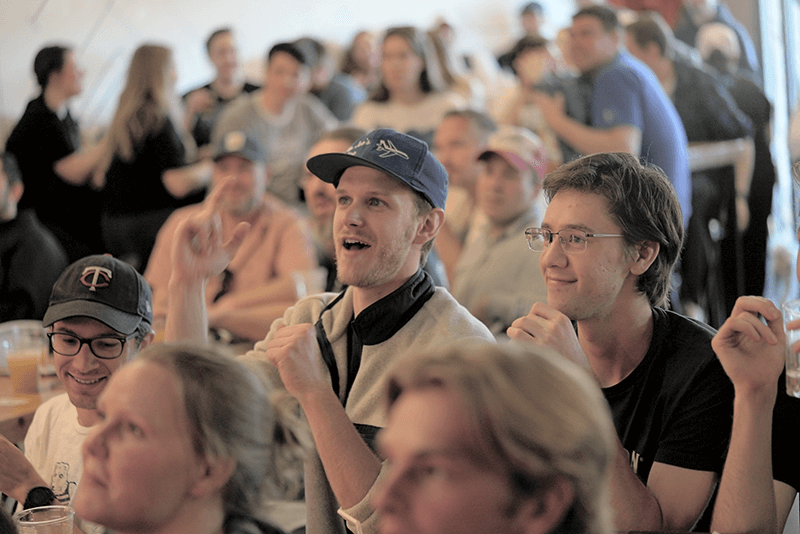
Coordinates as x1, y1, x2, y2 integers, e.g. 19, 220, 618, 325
184, 28, 260, 152
0, 152, 68, 322
97, 44, 211, 271
4, 45, 106, 262
509, 152, 734, 531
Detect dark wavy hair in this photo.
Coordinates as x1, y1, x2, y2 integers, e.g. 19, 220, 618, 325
542, 152, 683, 308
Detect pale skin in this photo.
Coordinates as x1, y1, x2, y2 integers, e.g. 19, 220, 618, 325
709, 296, 784, 534
166, 165, 445, 513
507, 190, 718, 530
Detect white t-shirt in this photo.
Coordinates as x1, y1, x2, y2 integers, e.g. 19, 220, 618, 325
24, 393, 92, 506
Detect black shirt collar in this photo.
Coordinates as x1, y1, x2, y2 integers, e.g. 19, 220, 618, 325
351, 268, 435, 345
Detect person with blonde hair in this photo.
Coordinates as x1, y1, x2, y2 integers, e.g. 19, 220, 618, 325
74, 342, 311, 534
372, 340, 616, 534
98, 43, 211, 271
351, 26, 466, 145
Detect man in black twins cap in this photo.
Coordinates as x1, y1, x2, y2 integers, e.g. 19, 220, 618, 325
166, 128, 494, 534
0, 254, 153, 512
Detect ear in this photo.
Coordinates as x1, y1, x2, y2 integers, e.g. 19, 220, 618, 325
412, 207, 445, 246
137, 330, 156, 352
630, 240, 660, 276
189, 454, 236, 499
10, 182, 24, 203
513, 477, 575, 534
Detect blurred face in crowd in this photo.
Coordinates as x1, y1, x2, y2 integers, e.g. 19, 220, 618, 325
265, 51, 306, 103
433, 116, 485, 191
381, 34, 423, 96
76, 360, 207, 532
570, 15, 618, 73
375, 387, 530, 534
213, 155, 266, 216
353, 31, 379, 71
0, 159, 21, 222
52, 50, 84, 98
624, 33, 658, 71
302, 139, 348, 224
477, 154, 538, 229
208, 31, 238, 81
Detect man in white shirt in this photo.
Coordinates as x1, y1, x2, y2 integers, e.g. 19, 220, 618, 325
0, 255, 153, 513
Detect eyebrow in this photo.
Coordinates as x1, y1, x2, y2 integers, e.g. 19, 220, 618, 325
540, 222, 595, 232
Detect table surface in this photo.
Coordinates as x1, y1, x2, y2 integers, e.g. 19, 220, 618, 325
0, 374, 63, 444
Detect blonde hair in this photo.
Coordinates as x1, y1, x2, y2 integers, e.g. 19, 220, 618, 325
139, 343, 312, 518
387, 341, 616, 534
101, 44, 174, 168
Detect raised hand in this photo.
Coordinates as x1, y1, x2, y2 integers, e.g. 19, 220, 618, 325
711, 295, 784, 396
169, 176, 250, 287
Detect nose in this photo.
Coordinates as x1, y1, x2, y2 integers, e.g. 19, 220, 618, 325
539, 234, 568, 270
83, 421, 108, 460
340, 203, 364, 228
72, 343, 101, 373
372, 466, 407, 517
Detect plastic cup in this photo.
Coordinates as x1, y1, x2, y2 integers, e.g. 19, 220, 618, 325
8, 349, 41, 394
782, 299, 800, 398
13, 505, 75, 534
0, 320, 49, 376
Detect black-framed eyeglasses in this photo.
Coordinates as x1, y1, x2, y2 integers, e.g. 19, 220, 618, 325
525, 227, 625, 254
47, 332, 135, 360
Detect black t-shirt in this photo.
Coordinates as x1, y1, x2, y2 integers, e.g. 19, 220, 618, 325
0, 210, 68, 321
4, 95, 102, 259
772, 374, 800, 492
102, 117, 194, 215
185, 82, 260, 147
603, 308, 734, 484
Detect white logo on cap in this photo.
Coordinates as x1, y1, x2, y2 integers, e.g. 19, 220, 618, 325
375, 140, 409, 160
224, 131, 247, 152
347, 138, 371, 155
80, 267, 112, 292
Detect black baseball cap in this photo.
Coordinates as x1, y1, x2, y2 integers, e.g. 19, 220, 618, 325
43, 255, 153, 335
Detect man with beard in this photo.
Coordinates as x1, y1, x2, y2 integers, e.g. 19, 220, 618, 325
146, 130, 316, 343
164, 128, 494, 534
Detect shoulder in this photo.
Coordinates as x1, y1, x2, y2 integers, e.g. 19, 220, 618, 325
595, 54, 648, 89
419, 289, 495, 339
30, 393, 75, 428
648, 308, 723, 379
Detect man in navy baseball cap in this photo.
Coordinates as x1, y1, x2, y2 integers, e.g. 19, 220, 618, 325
161, 127, 494, 533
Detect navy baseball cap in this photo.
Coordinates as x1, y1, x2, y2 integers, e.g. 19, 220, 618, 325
306, 128, 448, 210
43, 255, 153, 335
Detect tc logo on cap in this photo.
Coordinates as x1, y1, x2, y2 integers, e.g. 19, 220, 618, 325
80, 266, 112, 292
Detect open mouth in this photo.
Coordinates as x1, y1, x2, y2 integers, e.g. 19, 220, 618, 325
343, 239, 370, 251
